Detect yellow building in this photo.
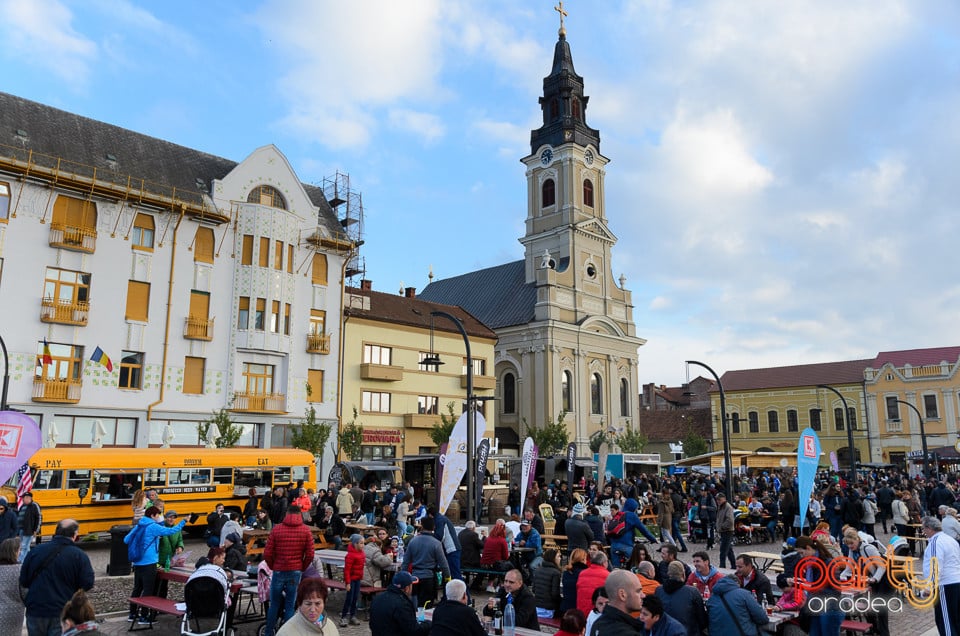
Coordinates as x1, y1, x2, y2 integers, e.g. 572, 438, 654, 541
340, 282, 497, 482
714, 360, 872, 467
863, 346, 960, 469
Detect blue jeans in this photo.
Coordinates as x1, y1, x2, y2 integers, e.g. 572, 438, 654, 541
341, 580, 361, 618
264, 570, 302, 636
718, 531, 736, 569
26, 615, 61, 636
19, 534, 33, 563
446, 550, 462, 582
365, 512, 375, 525
670, 518, 687, 550
810, 607, 844, 636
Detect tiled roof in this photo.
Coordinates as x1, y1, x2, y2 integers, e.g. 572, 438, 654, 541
718, 359, 873, 392
418, 260, 537, 329
0, 92, 342, 238
344, 287, 497, 340
872, 346, 960, 368
639, 409, 713, 442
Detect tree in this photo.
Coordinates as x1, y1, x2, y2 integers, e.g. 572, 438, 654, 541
588, 429, 609, 453
526, 411, 570, 456
617, 427, 648, 453
683, 427, 709, 458
197, 405, 243, 448
292, 383, 334, 474
429, 402, 459, 448
339, 407, 365, 461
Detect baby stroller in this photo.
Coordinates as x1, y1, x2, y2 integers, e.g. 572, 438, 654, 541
181, 567, 230, 636
687, 508, 706, 543
733, 511, 755, 545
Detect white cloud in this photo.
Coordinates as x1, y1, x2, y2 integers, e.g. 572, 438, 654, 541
0, 0, 97, 84
388, 109, 445, 143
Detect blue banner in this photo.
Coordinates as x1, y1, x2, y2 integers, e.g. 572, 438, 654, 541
797, 427, 821, 532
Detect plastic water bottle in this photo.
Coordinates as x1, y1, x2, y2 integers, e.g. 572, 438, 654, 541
503, 599, 516, 636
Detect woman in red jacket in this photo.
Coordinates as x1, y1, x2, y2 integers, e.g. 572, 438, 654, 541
479, 522, 509, 592
340, 533, 365, 627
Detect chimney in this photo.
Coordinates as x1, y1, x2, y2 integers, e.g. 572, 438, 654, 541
360, 279, 372, 291
404, 287, 416, 298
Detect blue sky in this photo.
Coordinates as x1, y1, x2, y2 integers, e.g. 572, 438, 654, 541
3, 0, 959, 385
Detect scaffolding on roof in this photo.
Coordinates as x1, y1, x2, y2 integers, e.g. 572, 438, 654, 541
322, 170, 365, 282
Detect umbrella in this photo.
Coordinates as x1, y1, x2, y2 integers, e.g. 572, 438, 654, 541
161, 422, 175, 448
45, 421, 58, 448
91, 419, 107, 448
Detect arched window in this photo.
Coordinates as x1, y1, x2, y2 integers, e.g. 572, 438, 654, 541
561, 371, 572, 413
590, 373, 603, 414
583, 179, 594, 207
541, 179, 556, 209
550, 99, 559, 119
194, 227, 214, 263
132, 213, 155, 250
572, 98, 581, 120
247, 185, 287, 210
311, 253, 328, 285
503, 373, 516, 414
619, 378, 630, 416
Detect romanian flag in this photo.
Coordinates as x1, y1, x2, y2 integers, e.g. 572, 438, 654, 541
90, 346, 113, 372
41, 339, 52, 366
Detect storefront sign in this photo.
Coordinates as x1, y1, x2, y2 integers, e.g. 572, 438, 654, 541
362, 429, 402, 444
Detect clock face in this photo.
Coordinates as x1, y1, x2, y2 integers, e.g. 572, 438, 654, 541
540, 148, 553, 165
584, 149, 594, 166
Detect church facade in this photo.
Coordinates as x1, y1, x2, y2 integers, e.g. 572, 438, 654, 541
419, 27, 645, 454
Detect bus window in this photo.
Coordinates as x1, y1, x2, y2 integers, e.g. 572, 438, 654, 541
234, 469, 271, 496
66, 470, 91, 490
93, 470, 140, 500
292, 466, 309, 483
33, 470, 63, 490
273, 467, 292, 485
144, 469, 166, 489
213, 468, 232, 485
168, 468, 211, 486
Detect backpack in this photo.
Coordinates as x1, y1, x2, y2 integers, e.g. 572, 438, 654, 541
127, 524, 147, 562
606, 512, 628, 539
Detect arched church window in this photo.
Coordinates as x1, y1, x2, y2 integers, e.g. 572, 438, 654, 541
562, 370, 572, 413
247, 185, 287, 210
620, 378, 630, 416
503, 372, 516, 414
583, 179, 594, 207
591, 373, 603, 414
542, 179, 556, 209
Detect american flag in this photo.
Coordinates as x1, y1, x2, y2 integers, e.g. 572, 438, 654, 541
16, 463, 32, 507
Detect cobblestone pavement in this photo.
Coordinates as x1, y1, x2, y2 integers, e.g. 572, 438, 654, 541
23, 524, 944, 635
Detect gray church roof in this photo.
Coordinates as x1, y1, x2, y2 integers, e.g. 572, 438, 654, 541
0, 91, 342, 237
418, 259, 536, 330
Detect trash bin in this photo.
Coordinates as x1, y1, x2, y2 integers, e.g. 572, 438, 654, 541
107, 524, 133, 576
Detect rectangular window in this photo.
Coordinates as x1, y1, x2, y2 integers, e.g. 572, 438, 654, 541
810, 408, 821, 431
847, 407, 856, 430
730, 413, 740, 434
118, 351, 144, 389
270, 300, 281, 333
418, 395, 439, 415
748, 412, 759, 434
243, 363, 274, 394
360, 446, 397, 461
307, 369, 324, 403
287, 244, 294, 274
259, 237, 270, 267
834, 407, 845, 431
363, 344, 392, 365
923, 394, 938, 419
462, 358, 486, 376
361, 391, 391, 413
309, 309, 326, 334
254, 298, 266, 330
312, 253, 328, 285
787, 409, 798, 432
241, 235, 253, 265
238, 296, 249, 330
767, 411, 779, 433
125, 280, 150, 322
418, 352, 439, 372
189, 290, 209, 320
132, 213, 155, 250
0, 182, 10, 222
284, 303, 291, 335
183, 357, 205, 394
36, 341, 83, 381
274, 240, 283, 270
885, 396, 900, 421
44, 267, 91, 306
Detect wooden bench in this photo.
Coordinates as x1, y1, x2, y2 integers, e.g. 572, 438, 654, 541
128, 596, 185, 631
358, 585, 388, 617
319, 577, 348, 592
462, 567, 503, 588
539, 616, 561, 630
841, 619, 873, 635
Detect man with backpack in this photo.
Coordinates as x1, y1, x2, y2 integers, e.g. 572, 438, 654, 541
125, 506, 189, 625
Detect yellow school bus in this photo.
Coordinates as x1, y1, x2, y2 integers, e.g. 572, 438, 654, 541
0, 447, 316, 535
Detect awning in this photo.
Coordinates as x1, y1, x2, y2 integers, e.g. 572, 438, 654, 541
673, 450, 753, 469
744, 452, 797, 469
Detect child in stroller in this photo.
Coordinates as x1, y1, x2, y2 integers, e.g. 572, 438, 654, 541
183, 561, 231, 636
687, 504, 705, 542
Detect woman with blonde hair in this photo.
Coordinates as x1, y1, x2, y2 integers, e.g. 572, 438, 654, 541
560, 548, 589, 613
131, 490, 146, 524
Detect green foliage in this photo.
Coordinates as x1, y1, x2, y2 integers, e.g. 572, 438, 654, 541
617, 427, 648, 453
292, 383, 334, 460
429, 402, 459, 448
683, 428, 709, 458
588, 429, 609, 453
526, 411, 570, 456
339, 407, 365, 461
197, 405, 243, 448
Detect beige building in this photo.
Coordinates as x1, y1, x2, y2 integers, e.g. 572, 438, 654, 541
340, 283, 496, 482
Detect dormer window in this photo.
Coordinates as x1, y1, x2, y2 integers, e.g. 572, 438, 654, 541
247, 185, 287, 210
541, 179, 556, 209
583, 179, 594, 207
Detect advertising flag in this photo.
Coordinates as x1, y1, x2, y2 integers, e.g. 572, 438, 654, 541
797, 427, 822, 529
0, 411, 42, 491
597, 442, 609, 495
475, 438, 490, 520
518, 437, 536, 516
829, 451, 839, 473
566, 442, 577, 488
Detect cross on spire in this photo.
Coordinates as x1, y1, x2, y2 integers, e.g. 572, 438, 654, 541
555, 1, 568, 36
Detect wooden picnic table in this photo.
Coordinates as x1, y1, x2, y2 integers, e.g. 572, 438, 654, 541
242, 525, 329, 557
740, 550, 783, 574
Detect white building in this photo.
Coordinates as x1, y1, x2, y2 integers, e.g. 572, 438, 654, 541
0, 92, 351, 469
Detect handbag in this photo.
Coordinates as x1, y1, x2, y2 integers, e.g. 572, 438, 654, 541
717, 590, 748, 636
20, 543, 67, 603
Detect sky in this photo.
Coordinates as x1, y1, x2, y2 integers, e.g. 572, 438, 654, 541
2, 0, 959, 386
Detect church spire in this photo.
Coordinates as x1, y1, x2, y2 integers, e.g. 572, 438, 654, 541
530, 11, 601, 153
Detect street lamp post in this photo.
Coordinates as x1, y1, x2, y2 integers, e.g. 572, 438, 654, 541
817, 384, 857, 485
429, 311, 477, 523
0, 335, 9, 411
686, 360, 733, 502
896, 399, 931, 479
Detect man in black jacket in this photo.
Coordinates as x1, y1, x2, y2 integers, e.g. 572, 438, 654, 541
370, 571, 431, 636
361, 482, 379, 525
432, 579, 486, 636
591, 569, 644, 636
483, 569, 540, 630
564, 503, 594, 553
458, 520, 484, 568
735, 554, 775, 605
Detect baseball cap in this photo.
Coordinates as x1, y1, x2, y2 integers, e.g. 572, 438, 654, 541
392, 571, 419, 587
224, 532, 242, 545
572, 503, 585, 516
165, 510, 178, 518
785, 537, 797, 548
520, 519, 531, 526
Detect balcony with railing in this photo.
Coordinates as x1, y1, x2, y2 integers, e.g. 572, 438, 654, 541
49, 223, 97, 253
306, 333, 331, 354
232, 392, 286, 414
33, 378, 82, 403
360, 363, 403, 381
40, 298, 89, 325
184, 316, 214, 341
403, 413, 439, 428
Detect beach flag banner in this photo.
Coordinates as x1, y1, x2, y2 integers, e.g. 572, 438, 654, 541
0, 411, 42, 489
519, 437, 536, 515
41, 339, 52, 366
566, 442, 577, 488
90, 346, 113, 372
797, 427, 821, 527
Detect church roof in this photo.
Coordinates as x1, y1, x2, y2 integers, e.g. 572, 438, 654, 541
0, 92, 342, 237
418, 260, 537, 329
